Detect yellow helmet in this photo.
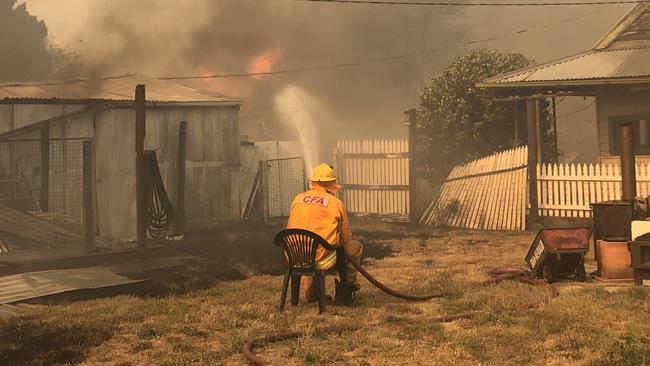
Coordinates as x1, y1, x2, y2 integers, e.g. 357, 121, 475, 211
310, 163, 337, 182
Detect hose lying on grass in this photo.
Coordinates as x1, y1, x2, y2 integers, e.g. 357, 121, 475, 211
345, 254, 444, 301
242, 263, 557, 365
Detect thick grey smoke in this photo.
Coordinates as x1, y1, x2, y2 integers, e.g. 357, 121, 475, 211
23, 0, 633, 161
26, 0, 465, 149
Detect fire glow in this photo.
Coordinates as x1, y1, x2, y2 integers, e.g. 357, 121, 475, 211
248, 50, 283, 79
192, 65, 249, 97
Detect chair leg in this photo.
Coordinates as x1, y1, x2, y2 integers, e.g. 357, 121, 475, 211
315, 271, 326, 314
290, 275, 301, 306
278, 270, 290, 311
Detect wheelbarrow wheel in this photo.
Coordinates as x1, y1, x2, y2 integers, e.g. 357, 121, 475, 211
576, 263, 587, 282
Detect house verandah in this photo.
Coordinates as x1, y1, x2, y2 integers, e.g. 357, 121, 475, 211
423, 3, 650, 229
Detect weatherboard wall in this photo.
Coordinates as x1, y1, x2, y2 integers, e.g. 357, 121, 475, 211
596, 88, 650, 164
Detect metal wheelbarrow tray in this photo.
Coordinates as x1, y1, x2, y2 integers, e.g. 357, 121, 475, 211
525, 228, 592, 282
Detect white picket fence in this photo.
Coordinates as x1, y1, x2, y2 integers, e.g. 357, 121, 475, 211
421, 146, 528, 230
421, 147, 650, 230
537, 163, 650, 218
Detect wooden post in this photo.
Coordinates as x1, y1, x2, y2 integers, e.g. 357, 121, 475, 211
552, 97, 559, 163
135, 85, 147, 254
259, 160, 269, 226
40, 125, 49, 211
513, 101, 519, 147
527, 99, 539, 229
407, 109, 418, 226
535, 99, 543, 163
335, 148, 346, 207
83, 140, 95, 252
172, 121, 187, 237
620, 124, 636, 202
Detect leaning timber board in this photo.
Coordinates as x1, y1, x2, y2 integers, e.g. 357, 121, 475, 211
421, 146, 528, 231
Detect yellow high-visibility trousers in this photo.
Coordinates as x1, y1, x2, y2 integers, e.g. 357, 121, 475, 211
303, 239, 363, 302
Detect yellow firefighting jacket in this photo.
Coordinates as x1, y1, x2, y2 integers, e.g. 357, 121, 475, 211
287, 185, 352, 269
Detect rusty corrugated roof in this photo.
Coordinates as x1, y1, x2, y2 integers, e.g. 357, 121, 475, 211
480, 48, 650, 87
0, 74, 240, 105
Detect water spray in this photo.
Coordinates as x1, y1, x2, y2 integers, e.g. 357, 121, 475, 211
274, 85, 320, 173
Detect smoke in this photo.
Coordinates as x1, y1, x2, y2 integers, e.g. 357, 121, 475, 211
274, 85, 321, 172
21, 0, 633, 162
23, 0, 464, 141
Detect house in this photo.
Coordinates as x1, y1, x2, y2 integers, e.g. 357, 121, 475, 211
0, 74, 241, 246
478, 3, 650, 165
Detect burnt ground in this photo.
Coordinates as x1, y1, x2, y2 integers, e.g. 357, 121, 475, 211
0, 220, 398, 366
0, 220, 396, 304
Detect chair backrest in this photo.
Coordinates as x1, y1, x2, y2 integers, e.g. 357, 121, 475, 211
274, 229, 335, 270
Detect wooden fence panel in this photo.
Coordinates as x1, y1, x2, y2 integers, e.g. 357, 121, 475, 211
335, 138, 409, 221
421, 146, 528, 231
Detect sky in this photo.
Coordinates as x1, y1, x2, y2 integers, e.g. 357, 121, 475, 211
20, 0, 634, 163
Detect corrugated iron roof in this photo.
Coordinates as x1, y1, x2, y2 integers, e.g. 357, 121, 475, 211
480, 4, 650, 89
0, 267, 145, 304
0, 74, 240, 104
481, 48, 650, 86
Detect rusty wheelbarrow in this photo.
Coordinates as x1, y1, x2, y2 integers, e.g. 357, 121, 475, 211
525, 228, 591, 283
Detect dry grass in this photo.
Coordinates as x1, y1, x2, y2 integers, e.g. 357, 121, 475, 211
1, 225, 649, 365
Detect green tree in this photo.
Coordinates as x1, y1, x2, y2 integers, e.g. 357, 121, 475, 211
417, 49, 556, 174
0, 0, 79, 81
0, 0, 53, 81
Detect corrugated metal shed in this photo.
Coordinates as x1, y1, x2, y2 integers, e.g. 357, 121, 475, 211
481, 48, 650, 87
0, 74, 240, 105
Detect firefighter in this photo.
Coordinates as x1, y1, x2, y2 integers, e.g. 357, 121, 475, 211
287, 163, 363, 302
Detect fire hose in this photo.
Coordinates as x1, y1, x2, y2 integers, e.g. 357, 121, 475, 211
143, 150, 175, 238
242, 253, 552, 365
347, 254, 444, 301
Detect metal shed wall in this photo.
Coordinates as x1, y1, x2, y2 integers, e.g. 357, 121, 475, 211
145, 106, 241, 231
93, 106, 240, 241
0, 104, 93, 137
0, 103, 240, 242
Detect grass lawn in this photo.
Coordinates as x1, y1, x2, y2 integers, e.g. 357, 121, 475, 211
0, 224, 649, 365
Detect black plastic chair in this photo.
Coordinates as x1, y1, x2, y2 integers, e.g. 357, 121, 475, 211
275, 229, 347, 314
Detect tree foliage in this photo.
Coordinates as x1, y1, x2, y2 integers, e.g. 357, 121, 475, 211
0, 0, 79, 81
417, 49, 555, 173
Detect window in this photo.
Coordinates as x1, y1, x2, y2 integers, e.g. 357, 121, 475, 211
608, 116, 650, 155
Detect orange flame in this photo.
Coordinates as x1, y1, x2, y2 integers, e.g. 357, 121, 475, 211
191, 49, 283, 97
192, 65, 249, 98
248, 50, 283, 79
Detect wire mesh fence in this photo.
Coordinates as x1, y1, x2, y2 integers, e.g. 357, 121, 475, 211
260, 157, 306, 224
0, 138, 89, 251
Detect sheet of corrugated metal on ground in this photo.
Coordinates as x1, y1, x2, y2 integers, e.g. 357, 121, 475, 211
0, 267, 146, 305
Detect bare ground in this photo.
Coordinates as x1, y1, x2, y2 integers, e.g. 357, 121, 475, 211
0, 222, 649, 365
